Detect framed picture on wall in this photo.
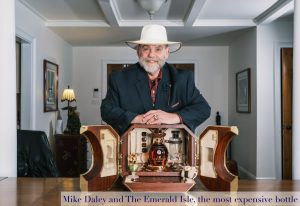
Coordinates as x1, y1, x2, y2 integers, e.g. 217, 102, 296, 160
43, 59, 59, 112
236, 68, 251, 113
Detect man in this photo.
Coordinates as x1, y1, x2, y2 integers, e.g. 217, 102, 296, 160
101, 24, 211, 135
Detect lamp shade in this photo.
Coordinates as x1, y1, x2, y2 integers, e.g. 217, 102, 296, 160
61, 87, 76, 102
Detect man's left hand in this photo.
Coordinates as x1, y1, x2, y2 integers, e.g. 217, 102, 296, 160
142, 110, 180, 125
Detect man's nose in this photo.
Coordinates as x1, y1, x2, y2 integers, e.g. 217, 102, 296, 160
147, 49, 156, 57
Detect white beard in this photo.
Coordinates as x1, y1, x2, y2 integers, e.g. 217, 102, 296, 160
139, 57, 166, 75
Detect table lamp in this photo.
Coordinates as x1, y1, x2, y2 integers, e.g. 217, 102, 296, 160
61, 85, 76, 133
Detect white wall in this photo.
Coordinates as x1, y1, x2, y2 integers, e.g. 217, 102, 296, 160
73, 46, 229, 135
15, 1, 73, 143
256, 21, 293, 179
0, 0, 17, 177
229, 21, 293, 180
229, 28, 257, 179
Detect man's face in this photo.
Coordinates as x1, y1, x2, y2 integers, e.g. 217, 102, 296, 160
137, 44, 170, 75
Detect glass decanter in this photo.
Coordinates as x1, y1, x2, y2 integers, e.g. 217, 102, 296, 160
169, 130, 183, 168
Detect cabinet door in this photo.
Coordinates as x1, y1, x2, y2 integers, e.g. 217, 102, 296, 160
55, 134, 87, 177
199, 126, 239, 191
80, 125, 120, 191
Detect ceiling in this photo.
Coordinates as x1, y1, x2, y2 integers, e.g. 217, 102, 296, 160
19, 0, 294, 46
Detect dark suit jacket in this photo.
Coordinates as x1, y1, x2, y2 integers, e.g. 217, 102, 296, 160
101, 63, 211, 134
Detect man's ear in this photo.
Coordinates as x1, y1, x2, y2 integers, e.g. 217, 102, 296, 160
136, 45, 141, 57
165, 46, 170, 58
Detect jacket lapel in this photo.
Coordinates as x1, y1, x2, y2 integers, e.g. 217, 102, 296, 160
134, 63, 178, 112
135, 65, 153, 111
155, 64, 173, 110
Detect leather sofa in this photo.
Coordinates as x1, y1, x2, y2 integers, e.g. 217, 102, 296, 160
17, 129, 59, 177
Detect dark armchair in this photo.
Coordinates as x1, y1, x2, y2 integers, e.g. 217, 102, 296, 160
17, 129, 59, 177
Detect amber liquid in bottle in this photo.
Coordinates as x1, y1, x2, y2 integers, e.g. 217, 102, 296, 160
149, 138, 168, 167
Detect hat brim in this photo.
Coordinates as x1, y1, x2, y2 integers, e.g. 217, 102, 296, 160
126, 40, 182, 53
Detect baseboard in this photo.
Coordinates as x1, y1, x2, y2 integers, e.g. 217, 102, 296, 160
255, 176, 277, 180
238, 165, 256, 179
238, 166, 277, 180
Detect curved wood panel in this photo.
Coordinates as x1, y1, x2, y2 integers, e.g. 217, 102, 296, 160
80, 125, 119, 191
81, 130, 102, 180
199, 126, 238, 191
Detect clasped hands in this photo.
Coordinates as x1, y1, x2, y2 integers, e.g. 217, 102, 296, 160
131, 110, 180, 125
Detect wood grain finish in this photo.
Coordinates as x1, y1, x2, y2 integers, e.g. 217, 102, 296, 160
124, 178, 195, 192
0, 178, 80, 206
281, 48, 293, 179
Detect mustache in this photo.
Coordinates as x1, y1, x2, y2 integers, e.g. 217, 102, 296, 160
141, 57, 162, 62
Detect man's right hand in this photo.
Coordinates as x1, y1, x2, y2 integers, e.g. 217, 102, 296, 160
131, 110, 181, 125
131, 114, 145, 124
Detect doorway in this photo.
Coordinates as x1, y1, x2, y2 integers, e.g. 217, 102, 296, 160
281, 48, 293, 179
16, 30, 34, 130
16, 40, 21, 128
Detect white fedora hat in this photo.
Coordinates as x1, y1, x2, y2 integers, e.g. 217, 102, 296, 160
126, 24, 182, 53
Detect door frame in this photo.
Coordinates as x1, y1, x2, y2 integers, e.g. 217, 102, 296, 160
16, 27, 36, 130
274, 42, 293, 179
101, 59, 136, 102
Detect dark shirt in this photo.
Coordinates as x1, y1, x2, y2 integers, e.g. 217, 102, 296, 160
148, 69, 162, 107
148, 69, 183, 123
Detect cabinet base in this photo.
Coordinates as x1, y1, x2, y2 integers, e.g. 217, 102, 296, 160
123, 176, 195, 192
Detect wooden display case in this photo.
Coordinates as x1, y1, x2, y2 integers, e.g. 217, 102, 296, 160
79, 124, 238, 192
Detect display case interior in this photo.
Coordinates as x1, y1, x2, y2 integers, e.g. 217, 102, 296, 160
122, 126, 194, 174
121, 124, 197, 192
79, 124, 238, 192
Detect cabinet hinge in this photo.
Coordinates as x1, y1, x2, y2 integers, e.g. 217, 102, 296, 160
118, 164, 122, 174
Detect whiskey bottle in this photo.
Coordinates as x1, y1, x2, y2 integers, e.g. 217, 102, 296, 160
148, 130, 168, 169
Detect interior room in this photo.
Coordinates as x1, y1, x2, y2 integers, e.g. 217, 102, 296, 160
0, 0, 299, 204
